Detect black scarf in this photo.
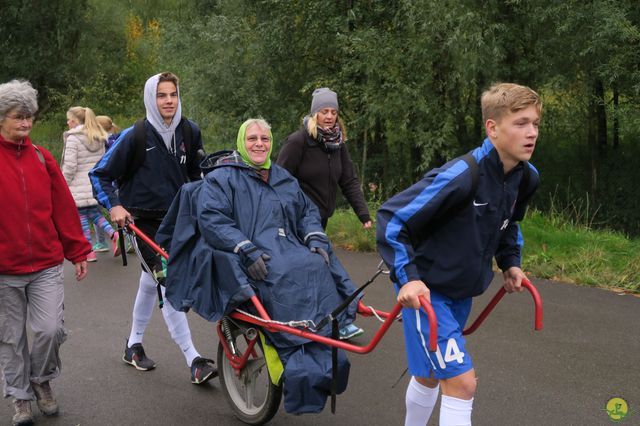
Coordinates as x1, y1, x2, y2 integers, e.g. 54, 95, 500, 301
317, 123, 343, 152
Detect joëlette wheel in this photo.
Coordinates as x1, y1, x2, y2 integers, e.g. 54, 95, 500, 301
217, 321, 282, 425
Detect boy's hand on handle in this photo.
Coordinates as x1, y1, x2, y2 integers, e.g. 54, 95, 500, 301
398, 280, 431, 308
503, 266, 526, 293
109, 205, 133, 228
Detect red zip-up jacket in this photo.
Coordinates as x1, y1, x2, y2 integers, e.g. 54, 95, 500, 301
0, 135, 90, 274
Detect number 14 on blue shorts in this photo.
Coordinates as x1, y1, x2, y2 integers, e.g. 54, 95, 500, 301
397, 288, 474, 379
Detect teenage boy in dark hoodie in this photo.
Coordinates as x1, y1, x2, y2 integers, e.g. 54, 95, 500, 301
377, 82, 541, 425
90, 72, 216, 384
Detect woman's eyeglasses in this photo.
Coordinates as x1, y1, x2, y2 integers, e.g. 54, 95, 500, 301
7, 114, 34, 122
246, 136, 271, 144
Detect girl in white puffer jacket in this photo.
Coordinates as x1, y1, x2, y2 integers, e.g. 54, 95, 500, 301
61, 106, 119, 261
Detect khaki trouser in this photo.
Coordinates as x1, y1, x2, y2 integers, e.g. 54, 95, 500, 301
0, 264, 67, 400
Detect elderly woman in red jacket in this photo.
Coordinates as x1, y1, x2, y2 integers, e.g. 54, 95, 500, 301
0, 80, 90, 426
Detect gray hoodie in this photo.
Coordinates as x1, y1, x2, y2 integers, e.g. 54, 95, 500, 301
143, 73, 182, 151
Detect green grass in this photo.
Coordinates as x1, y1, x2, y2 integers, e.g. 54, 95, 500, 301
326, 206, 377, 252
521, 210, 640, 293
30, 119, 66, 160
327, 207, 640, 294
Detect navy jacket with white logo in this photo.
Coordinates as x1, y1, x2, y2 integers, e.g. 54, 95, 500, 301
376, 138, 539, 300
90, 119, 203, 218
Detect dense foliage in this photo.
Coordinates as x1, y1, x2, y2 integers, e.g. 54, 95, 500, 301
327, 206, 640, 293
3, 0, 640, 234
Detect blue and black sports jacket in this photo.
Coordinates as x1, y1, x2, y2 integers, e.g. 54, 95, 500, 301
90, 119, 203, 218
376, 138, 539, 300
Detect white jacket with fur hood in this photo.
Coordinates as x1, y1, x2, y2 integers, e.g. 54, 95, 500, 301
61, 125, 105, 208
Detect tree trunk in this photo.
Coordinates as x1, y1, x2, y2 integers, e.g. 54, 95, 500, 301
361, 129, 368, 188
473, 80, 484, 144
346, 0, 355, 31
595, 79, 607, 152
587, 83, 598, 198
613, 85, 619, 149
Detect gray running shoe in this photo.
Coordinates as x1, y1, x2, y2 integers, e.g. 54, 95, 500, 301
190, 357, 218, 384
123, 341, 157, 371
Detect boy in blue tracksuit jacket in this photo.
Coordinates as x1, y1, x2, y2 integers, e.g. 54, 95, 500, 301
377, 83, 542, 426
90, 72, 216, 385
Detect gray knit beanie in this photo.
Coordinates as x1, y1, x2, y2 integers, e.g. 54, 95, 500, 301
310, 88, 339, 115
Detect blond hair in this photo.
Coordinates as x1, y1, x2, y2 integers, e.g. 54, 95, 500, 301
67, 106, 108, 142
481, 83, 542, 123
96, 115, 120, 134
306, 113, 348, 141
158, 71, 179, 87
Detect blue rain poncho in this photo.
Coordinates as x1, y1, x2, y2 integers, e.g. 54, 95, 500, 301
157, 146, 359, 414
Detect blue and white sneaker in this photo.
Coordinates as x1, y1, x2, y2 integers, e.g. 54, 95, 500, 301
92, 242, 109, 252
339, 323, 364, 340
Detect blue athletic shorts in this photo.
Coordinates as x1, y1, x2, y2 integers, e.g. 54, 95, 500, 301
396, 286, 474, 379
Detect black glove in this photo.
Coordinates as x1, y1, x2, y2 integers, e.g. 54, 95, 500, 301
247, 253, 271, 281
240, 244, 271, 281
307, 237, 330, 265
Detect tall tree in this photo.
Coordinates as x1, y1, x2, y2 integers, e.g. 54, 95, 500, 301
0, 0, 89, 112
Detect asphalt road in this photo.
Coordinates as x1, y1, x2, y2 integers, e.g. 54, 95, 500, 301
1, 249, 638, 426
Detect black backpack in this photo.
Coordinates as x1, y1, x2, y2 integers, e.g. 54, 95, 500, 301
120, 117, 194, 184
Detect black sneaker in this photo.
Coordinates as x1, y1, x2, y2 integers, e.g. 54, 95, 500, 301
190, 357, 218, 384
123, 341, 156, 371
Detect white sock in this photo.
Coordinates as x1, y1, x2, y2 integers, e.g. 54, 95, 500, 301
405, 376, 440, 426
439, 395, 473, 426
159, 286, 200, 366
128, 272, 157, 346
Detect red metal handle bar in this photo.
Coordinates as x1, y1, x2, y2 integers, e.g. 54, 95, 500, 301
420, 296, 438, 351
126, 223, 169, 260
125, 224, 440, 352
357, 300, 393, 319
463, 278, 543, 336
239, 295, 438, 353
357, 298, 438, 351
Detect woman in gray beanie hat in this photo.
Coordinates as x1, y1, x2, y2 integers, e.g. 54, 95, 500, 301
278, 88, 372, 229
277, 87, 371, 340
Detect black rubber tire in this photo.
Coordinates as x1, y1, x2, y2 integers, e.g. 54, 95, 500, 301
217, 324, 282, 425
